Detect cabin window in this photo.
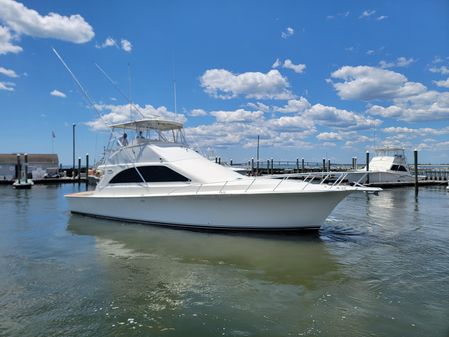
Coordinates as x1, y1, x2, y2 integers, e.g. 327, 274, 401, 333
138, 166, 189, 182
390, 165, 407, 172
109, 168, 144, 183
109, 165, 189, 184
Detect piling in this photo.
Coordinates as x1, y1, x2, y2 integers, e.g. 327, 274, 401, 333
327, 159, 331, 172
322, 158, 326, 172
251, 157, 254, 176
414, 149, 418, 195
72, 123, 76, 179
85, 153, 89, 190
16, 154, 21, 181
366, 151, 370, 185
78, 157, 81, 185
301, 158, 305, 173
24, 153, 28, 180
218, 157, 221, 165
230, 159, 233, 166
271, 158, 274, 175
352, 157, 357, 170
296, 158, 299, 172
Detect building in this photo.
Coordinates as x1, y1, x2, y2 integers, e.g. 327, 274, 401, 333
0, 154, 59, 180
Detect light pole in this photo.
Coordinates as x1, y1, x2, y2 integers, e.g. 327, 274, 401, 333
72, 123, 76, 178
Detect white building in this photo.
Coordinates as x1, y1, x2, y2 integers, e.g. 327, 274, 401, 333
0, 154, 59, 180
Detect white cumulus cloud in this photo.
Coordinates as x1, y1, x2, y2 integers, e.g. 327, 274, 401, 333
0, 66, 18, 78
120, 39, 132, 52
433, 78, 449, 88
50, 89, 66, 98
330, 65, 426, 101
281, 27, 294, 39
0, 0, 94, 43
200, 68, 294, 100
379, 57, 416, 69
189, 108, 208, 117
86, 103, 186, 130
272, 58, 306, 73
0, 25, 22, 55
429, 66, 449, 75
359, 10, 376, 18
0, 81, 15, 91
210, 109, 264, 123
96, 37, 117, 49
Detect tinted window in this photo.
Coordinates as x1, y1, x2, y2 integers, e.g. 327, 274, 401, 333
110, 168, 144, 183
391, 165, 408, 172
138, 166, 189, 182
109, 166, 189, 183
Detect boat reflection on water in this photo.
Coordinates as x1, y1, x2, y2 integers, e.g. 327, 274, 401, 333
67, 214, 340, 288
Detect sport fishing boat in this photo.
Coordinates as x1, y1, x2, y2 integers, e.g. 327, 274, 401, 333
66, 118, 379, 230
346, 147, 420, 186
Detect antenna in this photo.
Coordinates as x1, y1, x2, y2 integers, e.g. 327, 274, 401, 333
173, 80, 177, 114
171, 55, 178, 114
52, 48, 105, 122
94, 63, 148, 119
128, 62, 132, 119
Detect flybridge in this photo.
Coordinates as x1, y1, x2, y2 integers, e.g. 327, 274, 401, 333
109, 118, 183, 131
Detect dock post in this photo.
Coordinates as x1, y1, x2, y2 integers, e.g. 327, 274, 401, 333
414, 149, 418, 195
322, 158, 326, 172
24, 153, 28, 180
327, 159, 331, 172
16, 154, 21, 181
301, 158, 305, 173
230, 159, 233, 166
271, 158, 274, 175
78, 157, 81, 185
72, 123, 76, 179
251, 157, 254, 176
85, 153, 89, 190
296, 158, 299, 172
218, 157, 221, 165
366, 151, 370, 185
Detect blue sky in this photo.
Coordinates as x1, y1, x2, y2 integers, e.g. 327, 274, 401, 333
1, 0, 449, 165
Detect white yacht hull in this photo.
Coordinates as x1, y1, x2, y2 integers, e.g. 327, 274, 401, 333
66, 190, 351, 230
346, 171, 415, 184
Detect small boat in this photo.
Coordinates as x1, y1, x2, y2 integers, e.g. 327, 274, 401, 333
66, 118, 379, 231
12, 179, 34, 189
346, 147, 422, 186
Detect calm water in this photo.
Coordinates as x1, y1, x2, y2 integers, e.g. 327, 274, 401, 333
0, 184, 448, 337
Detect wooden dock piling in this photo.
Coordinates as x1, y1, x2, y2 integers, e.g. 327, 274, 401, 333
366, 151, 370, 185
414, 149, 418, 195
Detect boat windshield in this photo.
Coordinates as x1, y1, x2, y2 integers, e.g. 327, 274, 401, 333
374, 148, 405, 158
109, 119, 187, 146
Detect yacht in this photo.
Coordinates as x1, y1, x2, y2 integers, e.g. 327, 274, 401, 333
346, 147, 419, 186
66, 118, 379, 230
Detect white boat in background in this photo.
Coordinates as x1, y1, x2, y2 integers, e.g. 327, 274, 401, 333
346, 147, 421, 185
66, 118, 379, 231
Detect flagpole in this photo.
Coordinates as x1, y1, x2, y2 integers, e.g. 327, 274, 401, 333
51, 131, 55, 154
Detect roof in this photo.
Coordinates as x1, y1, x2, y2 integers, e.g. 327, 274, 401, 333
0, 154, 59, 165
109, 118, 183, 131
374, 147, 404, 152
